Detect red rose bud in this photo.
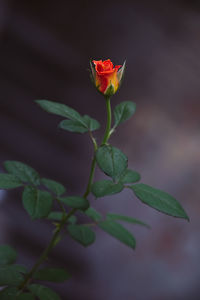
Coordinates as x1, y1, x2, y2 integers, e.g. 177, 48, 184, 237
90, 59, 125, 97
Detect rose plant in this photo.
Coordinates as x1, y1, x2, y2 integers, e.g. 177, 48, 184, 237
0, 59, 189, 299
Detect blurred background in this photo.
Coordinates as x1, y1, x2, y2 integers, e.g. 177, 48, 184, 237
0, 0, 200, 299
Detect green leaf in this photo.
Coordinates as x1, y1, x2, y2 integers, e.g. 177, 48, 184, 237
130, 184, 189, 220
36, 100, 83, 124
58, 196, 89, 210
114, 101, 136, 128
0, 287, 18, 299
12, 264, 27, 274
0, 265, 24, 286
47, 212, 77, 224
41, 178, 66, 196
60, 115, 100, 134
17, 293, 35, 300
67, 224, 95, 247
34, 267, 71, 282
4, 161, 40, 186
22, 186, 53, 219
98, 220, 136, 249
47, 211, 63, 221
106, 214, 150, 228
59, 119, 88, 133
96, 145, 128, 181
91, 180, 124, 198
0, 245, 17, 265
82, 115, 100, 131
120, 169, 141, 184
84, 207, 102, 222
0, 284, 34, 299
68, 215, 77, 224
0, 173, 23, 189
28, 284, 61, 300
36, 100, 100, 134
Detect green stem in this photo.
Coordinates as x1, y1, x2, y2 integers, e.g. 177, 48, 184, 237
89, 130, 98, 151
83, 155, 96, 198
56, 198, 67, 215
18, 207, 76, 293
85, 97, 112, 197
102, 97, 111, 145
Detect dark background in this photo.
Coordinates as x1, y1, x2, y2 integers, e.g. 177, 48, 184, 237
0, 0, 200, 299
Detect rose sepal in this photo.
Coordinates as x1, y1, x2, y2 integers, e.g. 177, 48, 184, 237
104, 84, 115, 97
117, 60, 126, 88
89, 60, 96, 85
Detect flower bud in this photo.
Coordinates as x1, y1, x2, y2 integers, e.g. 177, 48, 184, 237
90, 59, 125, 97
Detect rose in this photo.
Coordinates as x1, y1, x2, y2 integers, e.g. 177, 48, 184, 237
90, 59, 125, 97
